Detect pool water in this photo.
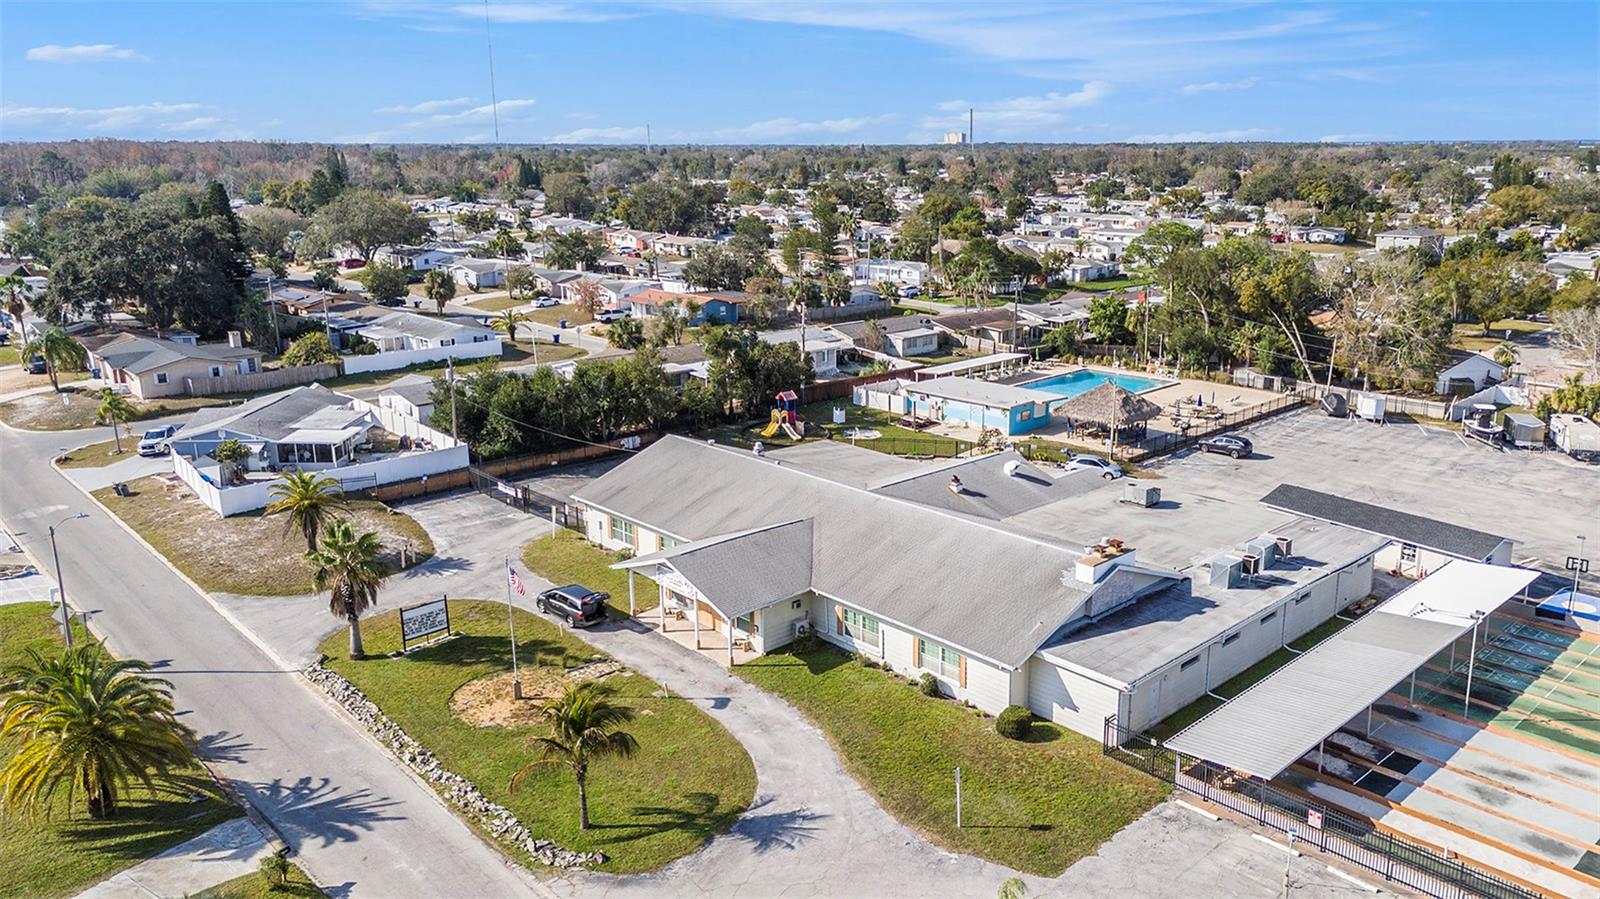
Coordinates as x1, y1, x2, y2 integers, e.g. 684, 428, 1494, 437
1021, 369, 1171, 400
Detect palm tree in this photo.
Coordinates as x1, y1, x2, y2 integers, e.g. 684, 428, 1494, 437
305, 520, 386, 660
266, 471, 347, 552
95, 389, 137, 455
862, 318, 887, 353
510, 681, 638, 831
0, 643, 194, 819
491, 308, 533, 344
20, 325, 87, 393
1, 273, 26, 326
424, 268, 456, 313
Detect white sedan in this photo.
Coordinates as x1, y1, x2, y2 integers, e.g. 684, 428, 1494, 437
1064, 454, 1124, 479
531, 296, 560, 308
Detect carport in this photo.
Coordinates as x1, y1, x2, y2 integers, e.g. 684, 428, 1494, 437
1167, 560, 1539, 779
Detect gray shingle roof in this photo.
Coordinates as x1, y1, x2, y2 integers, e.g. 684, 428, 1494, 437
620, 520, 815, 619
575, 435, 1093, 667
172, 385, 360, 442
1259, 484, 1509, 561
94, 334, 259, 375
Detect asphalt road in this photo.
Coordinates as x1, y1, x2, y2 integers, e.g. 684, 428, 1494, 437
0, 420, 544, 898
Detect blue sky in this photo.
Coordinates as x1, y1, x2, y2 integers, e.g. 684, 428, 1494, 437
2, 1, 1595, 144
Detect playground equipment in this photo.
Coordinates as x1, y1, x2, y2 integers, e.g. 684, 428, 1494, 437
762, 390, 804, 439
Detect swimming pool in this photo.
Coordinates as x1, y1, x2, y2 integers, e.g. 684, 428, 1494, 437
1020, 368, 1172, 400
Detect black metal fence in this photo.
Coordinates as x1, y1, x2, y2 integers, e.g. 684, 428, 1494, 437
1122, 388, 1318, 462
1101, 717, 1545, 899
467, 467, 586, 531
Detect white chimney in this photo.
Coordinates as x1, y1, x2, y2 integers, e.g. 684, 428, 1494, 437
227, 330, 243, 348
1075, 542, 1137, 584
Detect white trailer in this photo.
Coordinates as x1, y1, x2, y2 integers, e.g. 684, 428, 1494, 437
1549, 413, 1600, 461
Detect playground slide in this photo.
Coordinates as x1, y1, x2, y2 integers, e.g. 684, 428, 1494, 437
760, 419, 781, 438
781, 421, 803, 440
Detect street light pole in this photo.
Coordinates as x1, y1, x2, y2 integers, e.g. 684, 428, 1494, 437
46, 513, 88, 647
1569, 535, 1588, 615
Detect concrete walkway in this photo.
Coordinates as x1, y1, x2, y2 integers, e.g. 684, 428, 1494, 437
74, 817, 272, 899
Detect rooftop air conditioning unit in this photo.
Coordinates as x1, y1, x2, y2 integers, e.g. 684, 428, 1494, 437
1274, 536, 1294, 558
1241, 554, 1262, 577
1120, 482, 1160, 507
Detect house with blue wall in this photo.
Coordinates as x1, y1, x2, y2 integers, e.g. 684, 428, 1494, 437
625, 288, 746, 325
902, 376, 1055, 436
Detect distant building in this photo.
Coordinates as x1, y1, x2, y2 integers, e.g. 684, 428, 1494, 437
942, 131, 967, 145
1375, 227, 1444, 254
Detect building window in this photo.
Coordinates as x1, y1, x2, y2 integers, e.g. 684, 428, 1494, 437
1019, 409, 1032, 421
609, 517, 637, 547
1293, 594, 1307, 605
154, 372, 169, 384
842, 608, 881, 650
659, 536, 679, 550
210, 366, 222, 378
1180, 655, 1200, 671
1261, 611, 1276, 625
918, 638, 961, 679
1222, 633, 1240, 646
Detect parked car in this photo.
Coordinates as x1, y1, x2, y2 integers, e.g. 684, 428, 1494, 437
375, 295, 406, 307
536, 584, 609, 628
1064, 454, 1124, 479
137, 425, 177, 457
25, 355, 47, 375
899, 286, 921, 298
1197, 434, 1253, 459
594, 309, 628, 323
531, 296, 560, 308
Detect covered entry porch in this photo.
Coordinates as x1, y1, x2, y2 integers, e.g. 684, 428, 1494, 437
611, 520, 815, 668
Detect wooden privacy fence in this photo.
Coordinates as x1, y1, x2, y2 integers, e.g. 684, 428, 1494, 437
184, 363, 342, 396
801, 368, 909, 403
476, 430, 662, 479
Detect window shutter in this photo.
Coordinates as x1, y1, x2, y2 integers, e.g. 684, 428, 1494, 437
835, 604, 844, 636
912, 638, 921, 668
958, 654, 967, 688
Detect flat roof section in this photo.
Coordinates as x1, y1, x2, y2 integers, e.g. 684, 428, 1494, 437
913, 352, 1029, 378
904, 376, 1056, 409
1259, 483, 1511, 561
1165, 561, 1538, 779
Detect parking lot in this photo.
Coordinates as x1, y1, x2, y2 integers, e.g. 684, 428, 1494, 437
1143, 408, 1597, 586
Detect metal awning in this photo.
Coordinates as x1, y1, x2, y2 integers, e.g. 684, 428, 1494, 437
913, 352, 1028, 379
1166, 561, 1538, 779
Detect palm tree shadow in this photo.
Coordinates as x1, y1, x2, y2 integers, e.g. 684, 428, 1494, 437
240, 776, 405, 848
194, 729, 257, 764
724, 794, 828, 853
586, 791, 732, 845
397, 555, 472, 579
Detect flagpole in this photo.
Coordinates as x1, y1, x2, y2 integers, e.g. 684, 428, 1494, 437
506, 557, 522, 699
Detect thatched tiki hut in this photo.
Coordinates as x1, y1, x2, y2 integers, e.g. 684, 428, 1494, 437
1055, 381, 1162, 453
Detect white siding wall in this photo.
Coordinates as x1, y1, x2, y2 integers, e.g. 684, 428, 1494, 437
1026, 657, 1124, 740
756, 592, 815, 652
813, 595, 1011, 714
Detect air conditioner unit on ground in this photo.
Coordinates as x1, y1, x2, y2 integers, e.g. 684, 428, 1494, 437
1120, 482, 1161, 507
794, 620, 813, 638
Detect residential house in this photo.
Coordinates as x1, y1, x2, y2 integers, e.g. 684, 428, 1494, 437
1060, 260, 1121, 283
655, 343, 710, 388
347, 310, 501, 375
1375, 227, 1444, 254
605, 229, 664, 254
757, 327, 851, 376
1288, 225, 1348, 244
374, 376, 435, 421
167, 384, 467, 516
850, 258, 931, 287
932, 308, 1031, 353
624, 288, 746, 324
651, 234, 716, 258
449, 259, 513, 290
1434, 350, 1506, 396
373, 245, 459, 272
84, 331, 263, 399
828, 316, 941, 358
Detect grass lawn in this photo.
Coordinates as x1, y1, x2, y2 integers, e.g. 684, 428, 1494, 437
92, 476, 435, 595
522, 530, 649, 619
55, 436, 140, 469
0, 345, 19, 366
1148, 613, 1357, 741
0, 603, 242, 899
1074, 276, 1156, 293
503, 340, 587, 365
799, 400, 968, 456
0, 388, 235, 431
320, 600, 755, 874
467, 295, 523, 313
192, 863, 322, 898
736, 647, 1169, 876
528, 305, 593, 327
1450, 319, 1549, 352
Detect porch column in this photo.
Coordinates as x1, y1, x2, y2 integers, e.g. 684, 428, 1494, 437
726, 614, 735, 668
658, 582, 666, 632
627, 570, 635, 617
693, 598, 701, 649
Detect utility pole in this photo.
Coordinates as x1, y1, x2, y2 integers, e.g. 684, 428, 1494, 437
967, 107, 973, 145
49, 524, 72, 647
448, 357, 458, 440
1569, 535, 1589, 615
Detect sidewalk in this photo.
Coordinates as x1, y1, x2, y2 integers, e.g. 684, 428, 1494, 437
74, 817, 272, 899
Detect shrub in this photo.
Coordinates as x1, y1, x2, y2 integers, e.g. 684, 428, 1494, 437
791, 630, 820, 654
860, 657, 879, 669
259, 852, 291, 889
918, 672, 941, 697
996, 705, 1033, 740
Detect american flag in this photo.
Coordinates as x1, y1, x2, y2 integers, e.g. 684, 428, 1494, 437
508, 564, 525, 596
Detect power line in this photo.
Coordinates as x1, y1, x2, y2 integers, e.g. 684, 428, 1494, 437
481, 0, 502, 146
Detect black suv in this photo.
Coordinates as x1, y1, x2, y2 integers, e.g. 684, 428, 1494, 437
536, 584, 609, 628
1197, 434, 1253, 458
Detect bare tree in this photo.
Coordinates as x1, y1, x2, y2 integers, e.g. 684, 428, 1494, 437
1553, 307, 1600, 376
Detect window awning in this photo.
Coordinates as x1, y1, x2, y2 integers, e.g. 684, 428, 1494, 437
1165, 561, 1538, 779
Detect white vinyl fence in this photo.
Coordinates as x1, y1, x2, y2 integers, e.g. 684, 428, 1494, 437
340, 339, 502, 375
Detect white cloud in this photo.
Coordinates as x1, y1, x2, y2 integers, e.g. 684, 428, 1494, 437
1125, 127, 1274, 142
421, 98, 536, 124
461, 3, 626, 23
163, 116, 224, 132
926, 81, 1110, 136
1180, 77, 1258, 95
1318, 133, 1383, 143
547, 126, 649, 143
703, 114, 897, 141
25, 43, 147, 63
375, 97, 476, 114
2, 101, 202, 130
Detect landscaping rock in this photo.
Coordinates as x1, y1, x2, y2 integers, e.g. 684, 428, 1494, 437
303, 663, 605, 869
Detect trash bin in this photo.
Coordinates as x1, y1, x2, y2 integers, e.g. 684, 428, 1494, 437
552, 333, 561, 344
558, 319, 568, 329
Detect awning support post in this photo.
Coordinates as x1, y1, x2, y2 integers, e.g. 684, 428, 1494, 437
1409, 672, 1416, 702
693, 598, 701, 649
1366, 704, 1372, 736
1318, 739, 1325, 774
726, 613, 735, 668
627, 570, 636, 618
1464, 614, 1483, 716
658, 582, 666, 632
